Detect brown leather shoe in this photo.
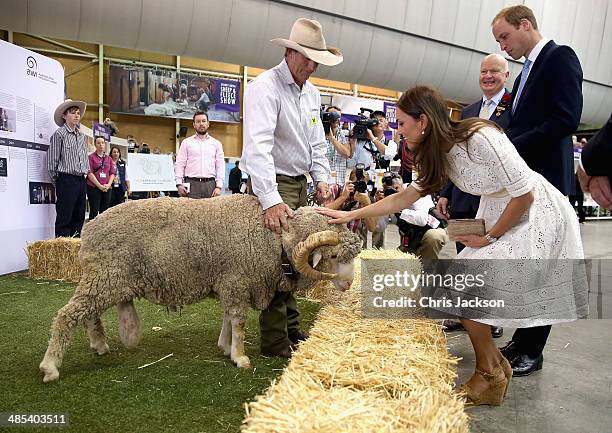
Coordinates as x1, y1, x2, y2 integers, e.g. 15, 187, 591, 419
261, 346, 292, 358
288, 329, 309, 344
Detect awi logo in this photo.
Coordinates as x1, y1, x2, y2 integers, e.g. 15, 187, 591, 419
26, 56, 38, 77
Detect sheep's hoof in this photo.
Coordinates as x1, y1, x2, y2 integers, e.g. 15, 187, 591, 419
235, 356, 251, 369
39, 361, 59, 383
90, 342, 110, 355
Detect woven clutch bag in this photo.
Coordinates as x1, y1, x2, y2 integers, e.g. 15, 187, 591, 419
446, 218, 486, 241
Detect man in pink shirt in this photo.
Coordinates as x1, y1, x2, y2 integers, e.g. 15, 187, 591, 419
175, 111, 225, 198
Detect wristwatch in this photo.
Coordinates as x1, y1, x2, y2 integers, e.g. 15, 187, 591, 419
484, 232, 498, 244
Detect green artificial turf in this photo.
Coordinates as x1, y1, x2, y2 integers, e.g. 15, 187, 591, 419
0, 273, 320, 433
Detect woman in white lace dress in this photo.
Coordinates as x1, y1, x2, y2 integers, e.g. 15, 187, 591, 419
316, 85, 587, 406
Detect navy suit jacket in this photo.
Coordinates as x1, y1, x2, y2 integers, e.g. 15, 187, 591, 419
440, 90, 512, 216
506, 40, 583, 195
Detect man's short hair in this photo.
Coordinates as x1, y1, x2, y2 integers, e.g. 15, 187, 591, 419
492, 5, 538, 30
326, 105, 341, 112
63, 106, 80, 115
370, 110, 385, 119
193, 111, 209, 122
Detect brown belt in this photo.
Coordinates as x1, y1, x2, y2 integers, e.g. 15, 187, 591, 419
276, 174, 306, 181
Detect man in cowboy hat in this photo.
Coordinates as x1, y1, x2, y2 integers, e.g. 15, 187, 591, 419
47, 99, 90, 237
241, 17, 343, 358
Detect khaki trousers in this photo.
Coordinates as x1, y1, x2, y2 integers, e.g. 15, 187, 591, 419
249, 174, 308, 352
415, 228, 447, 259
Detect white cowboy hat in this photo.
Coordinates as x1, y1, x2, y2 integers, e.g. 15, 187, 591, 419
271, 18, 343, 66
54, 99, 86, 127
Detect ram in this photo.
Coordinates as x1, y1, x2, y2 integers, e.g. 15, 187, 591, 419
39, 195, 361, 382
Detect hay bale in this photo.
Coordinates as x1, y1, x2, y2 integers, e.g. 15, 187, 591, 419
27, 237, 82, 282
243, 249, 469, 432
242, 369, 469, 433
291, 307, 457, 398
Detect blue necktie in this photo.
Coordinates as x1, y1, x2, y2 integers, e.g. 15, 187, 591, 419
512, 59, 532, 113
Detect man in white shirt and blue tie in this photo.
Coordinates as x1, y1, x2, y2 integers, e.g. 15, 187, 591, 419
492, 4, 583, 377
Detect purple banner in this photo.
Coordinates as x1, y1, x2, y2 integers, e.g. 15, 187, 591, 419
215, 79, 240, 113
93, 122, 111, 141
384, 102, 397, 129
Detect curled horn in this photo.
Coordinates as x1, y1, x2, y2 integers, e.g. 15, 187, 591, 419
292, 231, 340, 280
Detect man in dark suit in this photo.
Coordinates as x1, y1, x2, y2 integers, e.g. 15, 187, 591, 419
491, 4, 583, 376
228, 160, 243, 194
577, 113, 612, 209
438, 53, 511, 339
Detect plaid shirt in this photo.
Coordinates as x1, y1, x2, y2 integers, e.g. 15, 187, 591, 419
47, 123, 89, 180
325, 129, 348, 184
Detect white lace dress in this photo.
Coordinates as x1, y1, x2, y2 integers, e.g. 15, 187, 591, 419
433, 127, 588, 327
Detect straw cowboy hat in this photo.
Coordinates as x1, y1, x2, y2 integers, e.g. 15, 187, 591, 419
271, 18, 343, 66
54, 99, 86, 127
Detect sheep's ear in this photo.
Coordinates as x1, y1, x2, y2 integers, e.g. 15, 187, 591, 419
312, 251, 322, 268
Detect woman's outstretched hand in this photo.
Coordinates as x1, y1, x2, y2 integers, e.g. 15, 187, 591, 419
315, 207, 353, 224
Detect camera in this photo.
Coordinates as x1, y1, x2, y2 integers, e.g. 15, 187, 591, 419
321, 110, 340, 135
355, 163, 365, 180
352, 108, 378, 140
353, 180, 368, 193
352, 163, 367, 193
381, 171, 401, 196
382, 171, 397, 187
384, 187, 397, 197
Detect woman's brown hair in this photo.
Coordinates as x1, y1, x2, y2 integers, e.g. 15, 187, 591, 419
396, 85, 502, 195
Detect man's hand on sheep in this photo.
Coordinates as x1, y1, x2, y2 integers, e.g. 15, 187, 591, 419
264, 203, 294, 233
315, 207, 354, 224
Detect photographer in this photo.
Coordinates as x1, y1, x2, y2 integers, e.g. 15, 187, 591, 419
347, 110, 397, 172
377, 173, 447, 259
323, 106, 353, 184
322, 167, 383, 247
394, 131, 415, 184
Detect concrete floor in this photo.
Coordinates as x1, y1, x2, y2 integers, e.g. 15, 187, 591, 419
377, 220, 612, 433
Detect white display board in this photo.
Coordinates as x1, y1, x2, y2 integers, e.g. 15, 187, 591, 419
0, 40, 64, 275
127, 153, 178, 192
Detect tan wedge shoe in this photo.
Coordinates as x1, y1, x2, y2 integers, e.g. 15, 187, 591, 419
457, 363, 508, 406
